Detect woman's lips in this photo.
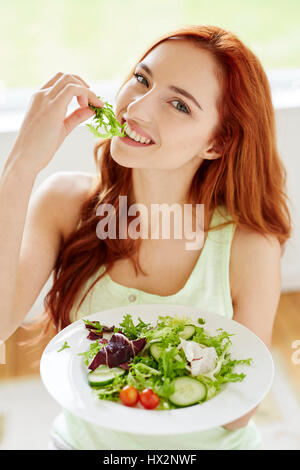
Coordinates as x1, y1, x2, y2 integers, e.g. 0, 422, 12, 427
119, 133, 155, 147
120, 117, 155, 144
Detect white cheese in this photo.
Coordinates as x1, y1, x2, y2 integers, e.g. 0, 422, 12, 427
179, 338, 218, 376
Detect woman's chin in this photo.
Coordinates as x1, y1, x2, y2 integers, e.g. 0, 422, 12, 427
109, 151, 142, 169
110, 140, 150, 168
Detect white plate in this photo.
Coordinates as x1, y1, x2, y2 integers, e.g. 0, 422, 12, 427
40, 304, 274, 435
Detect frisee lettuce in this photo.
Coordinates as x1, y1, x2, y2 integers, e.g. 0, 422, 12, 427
118, 314, 151, 340
92, 374, 127, 402
83, 319, 103, 333
86, 96, 126, 139
57, 341, 70, 352
78, 340, 105, 366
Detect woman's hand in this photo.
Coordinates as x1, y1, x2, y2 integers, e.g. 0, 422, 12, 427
9, 72, 103, 174
222, 405, 259, 431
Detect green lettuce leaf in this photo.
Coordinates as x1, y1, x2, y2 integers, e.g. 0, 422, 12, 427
86, 97, 126, 139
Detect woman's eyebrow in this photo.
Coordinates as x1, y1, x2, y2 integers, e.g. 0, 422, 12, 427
137, 62, 203, 111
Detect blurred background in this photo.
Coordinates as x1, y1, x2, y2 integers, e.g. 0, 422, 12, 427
0, 0, 299, 450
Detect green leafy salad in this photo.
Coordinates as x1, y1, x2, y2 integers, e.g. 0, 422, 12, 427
79, 314, 253, 410
86, 96, 126, 139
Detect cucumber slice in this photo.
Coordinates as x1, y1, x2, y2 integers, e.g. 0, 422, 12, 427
169, 377, 207, 407
179, 325, 196, 340
150, 343, 165, 361
206, 384, 217, 401
88, 364, 125, 387
151, 326, 173, 340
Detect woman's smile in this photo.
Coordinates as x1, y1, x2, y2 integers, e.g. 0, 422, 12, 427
119, 117, 156, 147
119, 134, 155, 147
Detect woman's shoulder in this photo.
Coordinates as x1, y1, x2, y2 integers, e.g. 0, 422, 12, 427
45, 170, 96, 242
230, 224, 281, 304
232, 225, 281, 255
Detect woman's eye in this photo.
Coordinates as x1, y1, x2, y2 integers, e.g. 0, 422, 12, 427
133, 72, 190, 115
170, 100, 190, 114
133, 73, 148, 87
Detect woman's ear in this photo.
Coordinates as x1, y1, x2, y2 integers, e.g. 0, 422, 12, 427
203, 140, 223, 160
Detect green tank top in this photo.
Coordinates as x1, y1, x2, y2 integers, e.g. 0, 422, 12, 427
51, 205, 262, 450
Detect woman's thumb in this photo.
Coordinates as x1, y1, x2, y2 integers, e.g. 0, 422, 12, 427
64, 106, 96, 135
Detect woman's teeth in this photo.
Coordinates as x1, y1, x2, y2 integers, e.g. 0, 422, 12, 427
124, 122, 152, 144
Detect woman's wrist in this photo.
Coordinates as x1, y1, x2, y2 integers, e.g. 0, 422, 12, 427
4, 150, 40, 182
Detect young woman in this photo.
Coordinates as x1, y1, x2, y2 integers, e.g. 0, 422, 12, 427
0, 25, 291, 450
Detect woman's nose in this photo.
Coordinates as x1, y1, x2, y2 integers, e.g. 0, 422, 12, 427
127, 90, 156, 122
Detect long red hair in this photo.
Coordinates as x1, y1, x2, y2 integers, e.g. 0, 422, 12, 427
29, 25, 291, 338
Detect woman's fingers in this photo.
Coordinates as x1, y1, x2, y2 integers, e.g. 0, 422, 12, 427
46, 74, 101, 109
73, 74, 90, 88
46, 74, 88, 99
10, 72, 102, 173
55, 83, 103, 109
39, 73, 101, 110
40, 72, 63, 90
63, 106, 96, 135
40, 72, 90, 93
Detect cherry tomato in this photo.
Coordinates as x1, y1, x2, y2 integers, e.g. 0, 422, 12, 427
140, 388, 160, 410
120, 385, 139, 407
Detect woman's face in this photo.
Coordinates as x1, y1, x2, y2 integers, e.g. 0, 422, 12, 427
111, 39, 222, 170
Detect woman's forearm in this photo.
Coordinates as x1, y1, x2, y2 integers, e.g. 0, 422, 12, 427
0, 153, 38, 337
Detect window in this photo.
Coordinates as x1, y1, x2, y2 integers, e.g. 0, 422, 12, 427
1, 0, 300, 130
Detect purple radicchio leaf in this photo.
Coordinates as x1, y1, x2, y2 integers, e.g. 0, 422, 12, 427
88, 348, 107, 371
84, 321, 116, 340
106, 333, 132, 368
87, 331, 103, 340
119, 361, 132, 371
102, 325, 115, 332
84, 321, 101, 331
131, 337, 146, 355
88, 333, 146, 371
84, 321, 115, 333
99, 338, 108, 344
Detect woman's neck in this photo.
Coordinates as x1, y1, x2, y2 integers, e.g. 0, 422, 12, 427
131, 164, 201, 209
129, 163, 209, 241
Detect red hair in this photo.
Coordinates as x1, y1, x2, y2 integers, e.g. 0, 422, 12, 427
28, 25, 291, 338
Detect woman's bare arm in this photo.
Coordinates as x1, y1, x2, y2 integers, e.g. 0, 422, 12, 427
223, 228, 282, 430
0, 160, 62, 341
0, 71, 102, 342
0, 162, 93, 342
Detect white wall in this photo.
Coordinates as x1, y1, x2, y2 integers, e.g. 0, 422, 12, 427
0, 102, 299, 322
275, 107, 300, 291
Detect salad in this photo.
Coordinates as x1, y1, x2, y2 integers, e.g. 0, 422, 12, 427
86, 96, 126, 139
79, 314, 253, 410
